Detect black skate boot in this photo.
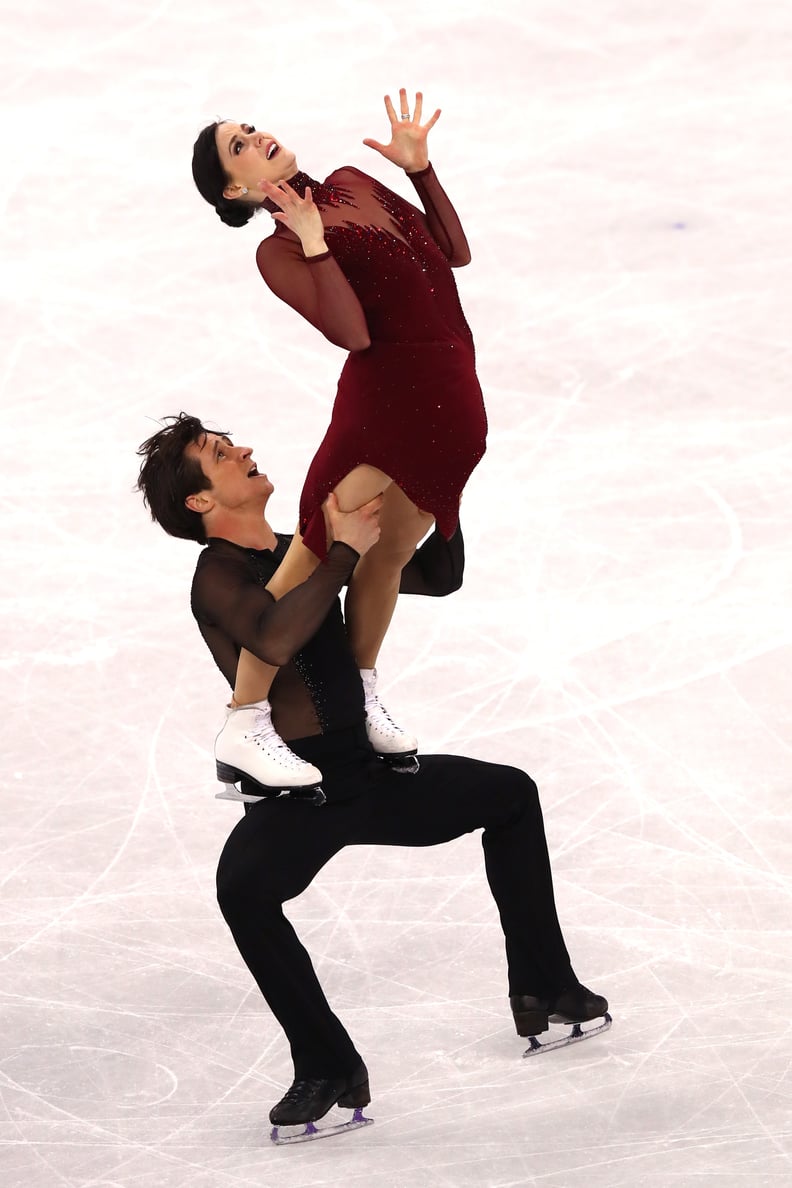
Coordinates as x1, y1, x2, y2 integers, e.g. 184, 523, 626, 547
269, 1062, 372, 1145
511, 984, 611, 1057
510, 993, 552, 1038
549, 984, 609, 1025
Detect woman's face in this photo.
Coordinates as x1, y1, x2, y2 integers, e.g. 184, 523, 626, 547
215, 122, 298, 201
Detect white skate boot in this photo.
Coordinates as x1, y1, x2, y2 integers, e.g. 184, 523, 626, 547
360, 668, 419, 773
214, 699, 325, 805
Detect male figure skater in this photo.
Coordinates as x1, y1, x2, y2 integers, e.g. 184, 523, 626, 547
136, 414, 609, 1140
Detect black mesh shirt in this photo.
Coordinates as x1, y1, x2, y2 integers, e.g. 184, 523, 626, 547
190, 526, 464, 745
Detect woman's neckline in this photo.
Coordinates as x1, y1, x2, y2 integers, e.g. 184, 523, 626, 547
261, 170, 355, 214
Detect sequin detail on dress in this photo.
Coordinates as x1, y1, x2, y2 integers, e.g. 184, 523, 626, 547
262, 170, 357, 214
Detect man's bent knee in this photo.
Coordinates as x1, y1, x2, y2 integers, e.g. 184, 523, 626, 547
493, 765, 541, 823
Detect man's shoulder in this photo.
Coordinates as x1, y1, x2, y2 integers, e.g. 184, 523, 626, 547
190, 540, 253, 611
192, 539, 245, 579
192, 534, 292, 584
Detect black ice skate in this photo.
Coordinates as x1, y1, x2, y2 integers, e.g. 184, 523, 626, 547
269, 1063, 373, 1145
511, 984, 612, 1057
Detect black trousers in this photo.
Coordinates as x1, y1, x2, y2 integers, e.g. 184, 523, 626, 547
216, 727, 576, 1079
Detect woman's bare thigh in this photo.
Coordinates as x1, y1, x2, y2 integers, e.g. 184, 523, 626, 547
333, 464, 393, 512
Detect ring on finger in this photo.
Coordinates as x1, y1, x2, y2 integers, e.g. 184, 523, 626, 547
401, 111, 410, 120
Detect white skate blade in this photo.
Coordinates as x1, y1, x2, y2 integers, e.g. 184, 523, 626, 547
522, 1012, 612, 1057
215, 783, 271, 804
270, 1107, 373, 1145
215, 782, 326, 806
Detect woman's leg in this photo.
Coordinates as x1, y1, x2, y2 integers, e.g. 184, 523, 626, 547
341, 480, 434, 666
233, 465, 432, 705
233, 533, 321, 706
337, 475, 434, 760
220, 536, 327, 795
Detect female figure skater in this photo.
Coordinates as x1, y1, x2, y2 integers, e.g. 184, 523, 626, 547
191, 89, 487, 795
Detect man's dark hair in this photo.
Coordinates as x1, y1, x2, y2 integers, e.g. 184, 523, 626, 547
136, 413, 229, 544
192, 122, 255, 229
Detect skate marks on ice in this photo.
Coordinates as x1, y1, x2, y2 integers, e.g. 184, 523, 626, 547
270, 1105, 373, 1145
523, 1012, 613, 1057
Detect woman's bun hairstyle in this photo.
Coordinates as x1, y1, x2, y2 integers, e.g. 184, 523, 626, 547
192, 122, 255, 228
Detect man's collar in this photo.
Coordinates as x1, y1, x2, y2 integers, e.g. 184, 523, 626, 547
206, 535, 278, 555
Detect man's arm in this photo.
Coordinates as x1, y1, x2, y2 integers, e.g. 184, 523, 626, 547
193, 494, 382, 667
192, 542, 359, 668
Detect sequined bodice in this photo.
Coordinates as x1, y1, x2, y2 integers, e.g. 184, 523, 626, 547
270, 166, 474, 347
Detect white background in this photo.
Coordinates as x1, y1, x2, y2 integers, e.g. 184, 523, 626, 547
1, 1, 791, 1184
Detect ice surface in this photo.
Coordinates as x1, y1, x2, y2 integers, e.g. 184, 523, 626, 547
1, 1, 791, 1185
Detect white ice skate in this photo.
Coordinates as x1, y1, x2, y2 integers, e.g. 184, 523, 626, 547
214, 699, 325, 805
360, 667, 419, 773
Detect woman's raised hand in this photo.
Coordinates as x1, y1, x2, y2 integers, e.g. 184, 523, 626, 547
259, 179, 327, 256
363, 88, 441, 173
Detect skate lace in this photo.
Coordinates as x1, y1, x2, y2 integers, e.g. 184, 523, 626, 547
362, 671, 412, 744
364, 690, 397, 728
282, 1078, 325, 1104
247, 710, 304, 764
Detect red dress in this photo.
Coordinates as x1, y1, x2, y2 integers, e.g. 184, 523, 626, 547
256, 164, 487, 558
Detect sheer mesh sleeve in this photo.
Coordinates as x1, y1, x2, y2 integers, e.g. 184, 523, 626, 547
256, 235, 371, 350
399, 524, 465, 596
407, 164, 472, 267
191, 541, 359, 668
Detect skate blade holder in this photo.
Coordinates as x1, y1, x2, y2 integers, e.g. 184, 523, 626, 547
215, 761, 325, 805
270, 1107, 373, 1145
215, 780, 326, 806
523, 1012, 612, 1057
377, 752, 420, 775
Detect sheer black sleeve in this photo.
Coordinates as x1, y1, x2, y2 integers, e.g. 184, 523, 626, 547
407, 164, 472, 267
399, 524, 465, 596
191, 542, 359, 667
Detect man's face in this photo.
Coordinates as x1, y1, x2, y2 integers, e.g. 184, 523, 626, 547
185, 432, 274, 514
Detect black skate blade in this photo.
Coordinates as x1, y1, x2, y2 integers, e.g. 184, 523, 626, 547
377, 753, 420, 775
270, 1106, 373, 1145
522, 1012, 612, 1058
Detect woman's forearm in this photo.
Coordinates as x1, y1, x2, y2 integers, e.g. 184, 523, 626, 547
407, 163, 471, 266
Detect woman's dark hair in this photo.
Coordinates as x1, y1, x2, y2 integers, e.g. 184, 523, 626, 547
192, 122, 255, 228
136, 413, 230, 544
